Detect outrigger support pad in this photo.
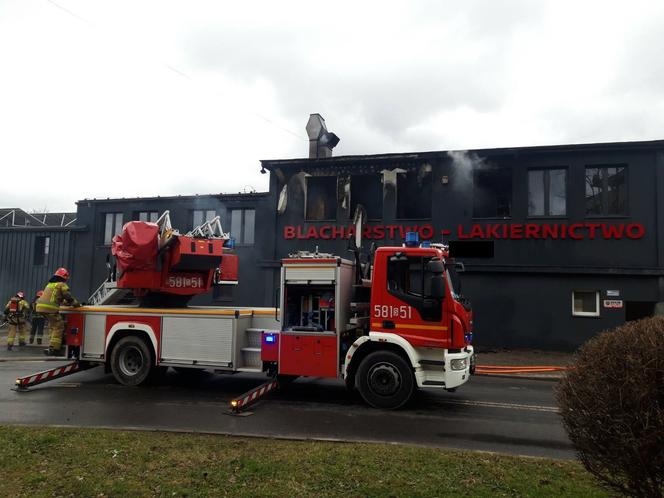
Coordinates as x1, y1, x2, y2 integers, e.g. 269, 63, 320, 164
229, 377, 279, 414
13, 361, 98, 391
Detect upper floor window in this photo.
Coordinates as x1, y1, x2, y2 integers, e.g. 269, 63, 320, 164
396, 170, 432, 219
528, 168, 567, 216
306, 176, 337, 221
137, 211, 159, 223
33, 236, 50, 265
231, 209, 255, 245
473, 167, 512, 218
192, 209, 216, 229
103, 212, 123, 245
350, 174, 383, 220
585, 166, 627, 216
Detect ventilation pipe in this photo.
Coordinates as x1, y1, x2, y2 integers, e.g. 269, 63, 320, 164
306, 114, 340, 159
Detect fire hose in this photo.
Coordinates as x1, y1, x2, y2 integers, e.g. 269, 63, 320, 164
475, 364, 568, 374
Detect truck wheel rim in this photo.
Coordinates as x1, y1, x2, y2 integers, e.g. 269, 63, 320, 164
367, 362, 400, 396
119, 346, 144, 376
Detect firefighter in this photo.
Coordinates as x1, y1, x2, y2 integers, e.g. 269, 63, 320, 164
4, 291, 29, 350
29, 291, 46, 345
36, 268, 81, 356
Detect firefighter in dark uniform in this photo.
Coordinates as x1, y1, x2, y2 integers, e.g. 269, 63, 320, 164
29, 290, 46, 345
36, 268, 80, 356
4, 291, 29, 350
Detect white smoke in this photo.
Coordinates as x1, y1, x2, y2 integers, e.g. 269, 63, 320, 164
446, 150, 485, 186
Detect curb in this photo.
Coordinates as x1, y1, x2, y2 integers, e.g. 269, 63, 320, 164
0, 357, 67, 362
475, 372, 562, 382
5, 423, 576, 460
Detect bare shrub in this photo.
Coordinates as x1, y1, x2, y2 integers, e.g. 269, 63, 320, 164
556, 316, 664, 497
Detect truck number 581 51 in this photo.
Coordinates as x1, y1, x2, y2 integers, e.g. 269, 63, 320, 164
374, 304, 412, 319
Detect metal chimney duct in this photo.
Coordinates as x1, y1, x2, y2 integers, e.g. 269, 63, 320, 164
306, 114, 340, 159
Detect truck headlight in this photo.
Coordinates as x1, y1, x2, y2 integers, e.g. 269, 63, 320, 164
450, 358, 467, 371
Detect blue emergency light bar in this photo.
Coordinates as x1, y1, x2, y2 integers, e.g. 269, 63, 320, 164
264, 334, 276, 344
405, 231, 419, 247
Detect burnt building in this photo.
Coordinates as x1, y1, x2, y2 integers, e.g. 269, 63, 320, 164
258, 117, 664, 350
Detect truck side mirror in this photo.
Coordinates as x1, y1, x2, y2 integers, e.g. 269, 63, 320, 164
429, 277, 444, 299
425, 260, 444, 273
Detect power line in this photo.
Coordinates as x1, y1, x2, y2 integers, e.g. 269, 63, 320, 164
43, 0, 307, 141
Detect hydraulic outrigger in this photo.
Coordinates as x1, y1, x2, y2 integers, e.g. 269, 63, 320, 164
13, 361, 98, 391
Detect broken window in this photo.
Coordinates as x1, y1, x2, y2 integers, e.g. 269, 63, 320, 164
473, 167, 512, 218
528, 168, 567, 216
350, 174, 383, 220
585, 166, 627, 216
396, 169, 432, 219
306, 176, 337, 221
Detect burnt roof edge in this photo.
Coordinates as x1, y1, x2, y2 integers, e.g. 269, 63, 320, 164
260, 138, 664, 170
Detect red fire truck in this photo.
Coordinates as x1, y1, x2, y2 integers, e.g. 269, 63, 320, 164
15, 212, 474, 410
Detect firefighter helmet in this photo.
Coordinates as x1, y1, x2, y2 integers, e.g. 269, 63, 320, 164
16, 291, 24, 299
54, 268, 70, 280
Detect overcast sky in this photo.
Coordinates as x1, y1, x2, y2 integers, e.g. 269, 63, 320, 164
1, 0, 663, 212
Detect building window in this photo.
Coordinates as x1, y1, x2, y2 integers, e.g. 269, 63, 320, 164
103, 213, 123, 245
137, 211, 159, 223
192, 209, 216, 228
33, 236, 50, 265
528, 168, 567, 216
230, 209, 255, 245
585, 166, 627, 216
572, 290, 600, 317
396, 170, 432, 219
473, 167, 512, 218
306, 176, 337, 221
350, 174, 383, 220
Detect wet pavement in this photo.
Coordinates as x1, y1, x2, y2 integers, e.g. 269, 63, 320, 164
0, 359, 573, 459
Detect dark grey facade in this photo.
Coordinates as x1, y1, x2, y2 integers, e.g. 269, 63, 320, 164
260, 139, 664, 350
0, 228, 79, 304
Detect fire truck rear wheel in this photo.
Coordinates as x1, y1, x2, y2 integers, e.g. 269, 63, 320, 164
111, 336, 154, 386
356, 351, 414, 409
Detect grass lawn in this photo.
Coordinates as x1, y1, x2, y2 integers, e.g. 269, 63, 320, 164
0, 426, 607, 497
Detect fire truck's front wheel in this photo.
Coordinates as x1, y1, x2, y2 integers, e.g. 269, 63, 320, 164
111, 336, 153, 386
356, 351, 414, 409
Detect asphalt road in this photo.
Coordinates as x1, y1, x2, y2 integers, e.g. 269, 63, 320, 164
0, 359, 573, 459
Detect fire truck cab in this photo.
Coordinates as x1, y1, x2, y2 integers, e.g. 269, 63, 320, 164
275, 241, 474, 409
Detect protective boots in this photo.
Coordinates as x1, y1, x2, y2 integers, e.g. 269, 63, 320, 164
7, 344, 12, 351
43, 348, 60, 357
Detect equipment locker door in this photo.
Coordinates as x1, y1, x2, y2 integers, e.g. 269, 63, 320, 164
279, 333, 337, 378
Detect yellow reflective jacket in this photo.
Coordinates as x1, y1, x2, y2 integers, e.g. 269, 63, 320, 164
36, 282, 79, 314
